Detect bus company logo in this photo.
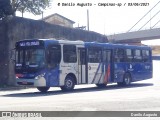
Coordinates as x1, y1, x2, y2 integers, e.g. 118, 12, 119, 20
88, 66, 91, 70
145, 65, 150, 69
129, 64, 132, 69
2, 112, 11, 117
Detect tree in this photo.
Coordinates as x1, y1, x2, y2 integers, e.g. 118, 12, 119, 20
11, 0, 51, 17
0, 0, 13, 19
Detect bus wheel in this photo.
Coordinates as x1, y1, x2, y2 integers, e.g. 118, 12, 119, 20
60, 76, 75, 92
96, 83, 107, 88
37, 87, 50, 92
118, 73, 131, 86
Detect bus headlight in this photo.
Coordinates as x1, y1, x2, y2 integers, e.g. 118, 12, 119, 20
35, 73, 45, 80
35, 75, 41, 80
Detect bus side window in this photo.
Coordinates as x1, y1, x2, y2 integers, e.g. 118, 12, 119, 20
114, 48, 125, 62
103, 50, 111, 63
80, 49, 86, 65
142, 50, 150, 62
88, 48, 102, 63
47, 45, 61, 68
63, 45, 77, 63
133, 49, 142, 62
125, 49, 133, 62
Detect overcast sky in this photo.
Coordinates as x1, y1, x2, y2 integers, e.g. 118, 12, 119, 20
17, 0, 160, 45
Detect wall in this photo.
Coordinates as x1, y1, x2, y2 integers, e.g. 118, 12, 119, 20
0, 17, 108, 86
0, 20, 9, 86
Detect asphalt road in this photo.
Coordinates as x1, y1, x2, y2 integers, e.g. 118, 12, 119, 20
0, 60, 160, 120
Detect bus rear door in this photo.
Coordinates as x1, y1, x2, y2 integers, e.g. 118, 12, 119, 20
87, 48, 103, 84
103, 49, 112, 83
78, 48, 87, 84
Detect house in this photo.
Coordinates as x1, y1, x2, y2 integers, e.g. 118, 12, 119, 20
42, 13, 75, 28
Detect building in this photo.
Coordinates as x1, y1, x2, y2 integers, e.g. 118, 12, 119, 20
42, 13, 75, 28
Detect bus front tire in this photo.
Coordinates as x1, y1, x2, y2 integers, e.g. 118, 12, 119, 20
37, 87, 50, 92
117, 73, 131, 86
60, 76, 75, 92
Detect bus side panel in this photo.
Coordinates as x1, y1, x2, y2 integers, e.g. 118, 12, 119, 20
142, 62, 152, 79
114, 63, 125, 82
45, 66, 60, 87
88, 63, 103, 84
132, 63, 142, 81
132, 62, 152, 81
114, 62, 146, 82
57, 62, 78, 86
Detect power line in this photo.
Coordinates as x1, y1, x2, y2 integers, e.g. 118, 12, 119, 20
127, 1, 160, 32
151, 19, 160, 29
138, 9, 160, 30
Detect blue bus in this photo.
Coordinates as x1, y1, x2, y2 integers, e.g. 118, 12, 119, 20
14, 39, 152, 92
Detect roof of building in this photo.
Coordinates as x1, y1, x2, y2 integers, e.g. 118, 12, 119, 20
43, 13, 75, 24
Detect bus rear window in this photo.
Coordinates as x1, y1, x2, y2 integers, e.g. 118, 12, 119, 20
133, 49, 142, 62
142, 50, 150, 62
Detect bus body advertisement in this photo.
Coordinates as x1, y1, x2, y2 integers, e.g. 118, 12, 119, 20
14, 39, 152, 92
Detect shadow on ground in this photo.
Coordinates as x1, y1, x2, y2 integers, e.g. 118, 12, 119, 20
2, 82, 153, 98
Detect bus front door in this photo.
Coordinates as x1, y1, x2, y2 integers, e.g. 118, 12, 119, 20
78, 48, 87, 84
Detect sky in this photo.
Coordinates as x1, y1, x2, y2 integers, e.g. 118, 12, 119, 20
16, 0, 160, 45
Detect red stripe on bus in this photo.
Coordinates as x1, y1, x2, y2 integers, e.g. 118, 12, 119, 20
104, 64, 110, 84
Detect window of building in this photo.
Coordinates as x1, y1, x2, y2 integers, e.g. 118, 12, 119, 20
63, 45, 77, 63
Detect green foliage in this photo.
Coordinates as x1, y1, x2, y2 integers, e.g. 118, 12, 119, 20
12, 0, 52, 16
0, 0, 13, 19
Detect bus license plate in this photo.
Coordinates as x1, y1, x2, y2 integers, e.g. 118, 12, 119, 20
22, 81, 28, 85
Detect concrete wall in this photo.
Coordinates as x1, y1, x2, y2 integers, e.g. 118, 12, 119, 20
0, 17, 108, 86
0, 20, 9, 86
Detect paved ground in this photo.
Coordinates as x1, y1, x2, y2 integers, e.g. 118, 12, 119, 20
0, 60, 160, 120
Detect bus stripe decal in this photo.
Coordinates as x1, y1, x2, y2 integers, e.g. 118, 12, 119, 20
91, 63, 101, 84
97, 73, 103, 84
104, 64, 110, 84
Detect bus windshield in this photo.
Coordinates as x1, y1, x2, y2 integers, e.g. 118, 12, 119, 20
16, 49, 45, 69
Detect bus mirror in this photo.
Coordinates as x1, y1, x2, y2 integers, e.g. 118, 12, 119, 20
10, 48, 16, 62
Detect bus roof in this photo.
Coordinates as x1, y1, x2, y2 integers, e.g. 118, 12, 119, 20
16, 39, 151, 50
85, 42, 151, 50
17, 39, 84, 45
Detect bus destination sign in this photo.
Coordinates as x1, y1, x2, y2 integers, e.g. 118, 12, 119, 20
19, 41, 40, 47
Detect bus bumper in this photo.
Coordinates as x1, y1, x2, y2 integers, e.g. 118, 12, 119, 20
16, 77, 46, 87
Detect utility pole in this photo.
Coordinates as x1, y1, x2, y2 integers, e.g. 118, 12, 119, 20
42, 12, 44, 19
87, 9, 89, 31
